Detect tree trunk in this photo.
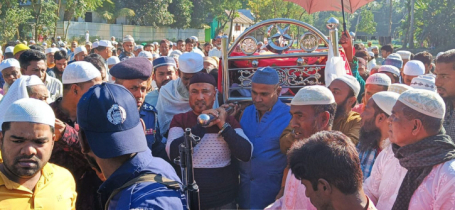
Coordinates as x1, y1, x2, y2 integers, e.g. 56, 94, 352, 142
54, 0, 61, 39
355, 9, 362, 35
388, 0, 393, 37
65, 20, 71, 41
228, 10, 235, 44
408, 0, 415, 48
35, 3, 43, 41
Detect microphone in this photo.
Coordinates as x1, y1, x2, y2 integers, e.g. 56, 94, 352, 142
197, 106, 234, 127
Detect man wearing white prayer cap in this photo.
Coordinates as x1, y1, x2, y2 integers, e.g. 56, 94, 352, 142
47, 61, 102, 210
95, 40, 113, 60
410, 75, 436, 92
134, 45, 144, 57
367, 51, 377, 71
85, 41, 92, 53
378, 65, 401, 83
119, 35, 135, 61
364, 89, 455, 210
357, 91, 399, 180
0, 75, 48, 129
73, 46, 87, 62
0, 98, 77, 209
138, 50, 153, 61
268, 85, 340, 210
156, 52, 217, 136
328, 75, 362, 144
403, 60, 425, 86
352, 73, 391, 114
91, 41, 99, 52
4, 46, 15, 59
396, 50, 412, 67
0, 58, 22, 94
45, 47, 59, 70
106, 56, 120, 69
388, 83, 413, 94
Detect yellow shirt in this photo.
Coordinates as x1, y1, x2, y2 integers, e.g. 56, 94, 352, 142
0, 163, 77, 210
333, 111, 362, 145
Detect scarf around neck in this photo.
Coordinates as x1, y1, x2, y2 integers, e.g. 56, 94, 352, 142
391, 134, 455, 210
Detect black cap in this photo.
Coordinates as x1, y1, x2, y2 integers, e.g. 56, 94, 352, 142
110, 57, 152, 80
189, 72, 216, 87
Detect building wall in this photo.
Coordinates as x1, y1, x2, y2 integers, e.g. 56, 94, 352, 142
226, 22, 251, 41
56, 21, 205, 42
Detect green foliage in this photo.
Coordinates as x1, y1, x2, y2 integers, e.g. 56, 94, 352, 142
357, 9, 376, 34
119, 0, 174, 26
34, 1, 59, 36
0, 5, 32, 40
169, 0, 194, 28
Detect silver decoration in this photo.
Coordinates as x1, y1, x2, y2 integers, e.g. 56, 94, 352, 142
239, 36, 258, 56
237, 67, 322, 87
299, 32, 319, 53
296, 58, 304, 66
266, 25, 294, 54
252, 60, 259, 67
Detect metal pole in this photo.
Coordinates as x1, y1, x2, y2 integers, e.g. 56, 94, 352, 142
341, 0, 347, 32
221, 36, 229, 103
326, 17, 340, 57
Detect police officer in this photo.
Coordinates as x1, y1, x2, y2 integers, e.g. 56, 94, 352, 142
109, 57, 168, 162
77, 83, 186, 209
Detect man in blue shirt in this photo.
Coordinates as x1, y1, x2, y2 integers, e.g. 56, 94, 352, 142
238, 67, 292, 209
77, 83, 186, 210
144, 56, 178, 107
110, 57, 168, 162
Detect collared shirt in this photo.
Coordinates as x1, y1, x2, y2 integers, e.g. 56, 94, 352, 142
352, 103, 365, 114
208, 48, 222, 58
44, 73, 63, 103
238, 100, 291, 209
266, 169, 378, 210
118, 51, 135, 61
99, 149, 186, 210
364, 144, 455, 210
0, 163, 77, 209
140, 102, 168, 162
144, 89, 159, 107
333, 111, 362, 145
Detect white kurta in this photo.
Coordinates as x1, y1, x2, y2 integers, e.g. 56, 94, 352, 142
364, 144, 455, 210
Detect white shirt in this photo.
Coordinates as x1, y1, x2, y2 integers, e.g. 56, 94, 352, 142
208, 48, 222, 58
364, 144, 455, 210
192, 48, 205, 57
44, 74, 63, 103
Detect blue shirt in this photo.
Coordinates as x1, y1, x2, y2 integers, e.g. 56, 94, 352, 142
0, 73, 5, 88
238, 100, 291, 209
140, 102, 169, 162
144, 89, 159, 107
98, 149, 186, 210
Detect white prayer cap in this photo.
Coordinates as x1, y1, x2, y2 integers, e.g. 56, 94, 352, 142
107, 56, 120, 65
378, 65, 400, 76
169, 50, 183, 59
178, 52, 204, 73
30, 40, 36, 44
368, 51, 374, 57
24, 75, 43, 86
123, 35, 135, 42
410, 75, 436, 92
62, 61, 101, 84
92, 41, 99, 49
436, 52, 444, 59
396, 50, 412, 60
403, 60, 425, 76
398, 89, 445, 119
42, 43, 47, 46
366, 73, 391, 86
5, 46, 14, 53
3, 98, 55, 128
152, 53, 160, 59
134, 45, 144, 51
45, 47, 59, 54
74, 46, 87, 55
57, 36, 61, 39
372, 46, 378, 50
138, 51, 153, 59
98, 40, 113, 48
388, 83, 413, 94
372, 92, 400, 116
332, 75, 361, 98
291, 85, 335, 105
153, 42, 159, 45
0, 58, 20, 72
190, 36, 199, 42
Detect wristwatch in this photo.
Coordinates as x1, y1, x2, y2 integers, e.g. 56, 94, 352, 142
218, 122, 231, 136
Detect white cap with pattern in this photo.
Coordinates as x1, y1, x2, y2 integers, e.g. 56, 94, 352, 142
332, 75, 361, 98
396, 50, 412, 60
388, 84, 413, 94
398, 89, 445, 119
372, 92, 400, 116
123, 35, 135, 43
62, 61, 101, 84
0, 58, 20, 72
410, 75, 436, 92
74, 46, 87, 55
45, 47, 60, 54
98, 40, 113, 48
291, 85, 335, 105
138, 51, 153, 59
366, 73, 391, 86
378, 65, 401, 76
3, 98, 55, 127
107, 56, 120, 65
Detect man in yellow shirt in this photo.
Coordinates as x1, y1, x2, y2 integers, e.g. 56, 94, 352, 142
0, 98, 77, 209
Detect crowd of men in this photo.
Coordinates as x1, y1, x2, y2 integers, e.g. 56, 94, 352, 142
0, 30, 454, 210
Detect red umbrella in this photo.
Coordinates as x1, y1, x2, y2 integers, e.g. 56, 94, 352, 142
284, 0, 374, 31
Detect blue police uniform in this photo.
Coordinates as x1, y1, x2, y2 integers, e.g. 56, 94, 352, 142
140, 102, 169, 162
99, 149, 187, 210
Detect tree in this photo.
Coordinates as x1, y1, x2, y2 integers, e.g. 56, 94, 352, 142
63, 0, 105, 39
96, 0, 135, 24
118, 0, 174, 26
0, 6, 32, 41
407, 0, 415, 48
211, 0, 243, 36
31, 0, 59, 41
356, 9, 376, 34
169, 0, 193, 28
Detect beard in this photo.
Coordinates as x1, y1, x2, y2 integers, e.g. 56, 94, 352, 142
358, 118, 382, 153
335, 98, 348, 120
3, 153, 42, 178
